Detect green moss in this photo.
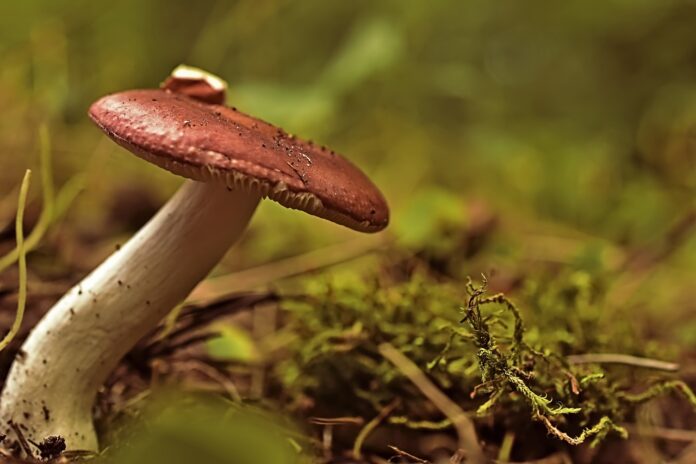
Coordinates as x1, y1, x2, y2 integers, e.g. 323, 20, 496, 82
275, 266, 696, 451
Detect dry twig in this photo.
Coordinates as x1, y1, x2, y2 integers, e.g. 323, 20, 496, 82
566, 353, 679, 372
379, 342, 485, 464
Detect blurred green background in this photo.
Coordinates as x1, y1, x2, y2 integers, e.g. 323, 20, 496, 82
2, 1, 696, 461
0, 0, 694, 337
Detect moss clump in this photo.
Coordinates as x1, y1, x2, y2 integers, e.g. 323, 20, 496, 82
457, 275, 626, 446
275, 265, 696, 456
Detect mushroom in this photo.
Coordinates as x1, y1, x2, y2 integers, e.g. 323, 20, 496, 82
0, 66, 388, 452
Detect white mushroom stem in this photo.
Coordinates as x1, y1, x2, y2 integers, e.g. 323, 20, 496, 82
0, 179, 260, 452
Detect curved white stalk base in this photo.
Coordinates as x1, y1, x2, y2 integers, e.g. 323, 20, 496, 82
0, 180, 259, 452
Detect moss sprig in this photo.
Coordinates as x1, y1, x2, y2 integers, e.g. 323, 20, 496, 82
459, 276, 626, 445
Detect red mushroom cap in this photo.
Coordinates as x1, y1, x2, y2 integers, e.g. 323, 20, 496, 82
89, 89, 389, 232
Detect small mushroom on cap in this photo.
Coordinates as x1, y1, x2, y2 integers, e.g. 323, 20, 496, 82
161, 64, 228, 104
0, 66, 388, 452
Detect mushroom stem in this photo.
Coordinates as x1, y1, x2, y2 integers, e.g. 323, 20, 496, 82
0, 180, 260, 452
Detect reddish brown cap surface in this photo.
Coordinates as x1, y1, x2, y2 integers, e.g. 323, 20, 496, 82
88, 89, 389, 232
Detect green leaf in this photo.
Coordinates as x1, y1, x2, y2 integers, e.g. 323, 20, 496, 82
206, 324, 259, 362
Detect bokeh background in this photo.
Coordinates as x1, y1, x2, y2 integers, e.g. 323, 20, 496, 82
1, 1, 695, 461
0, 0, 696, 378
2, 0, 694, 318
